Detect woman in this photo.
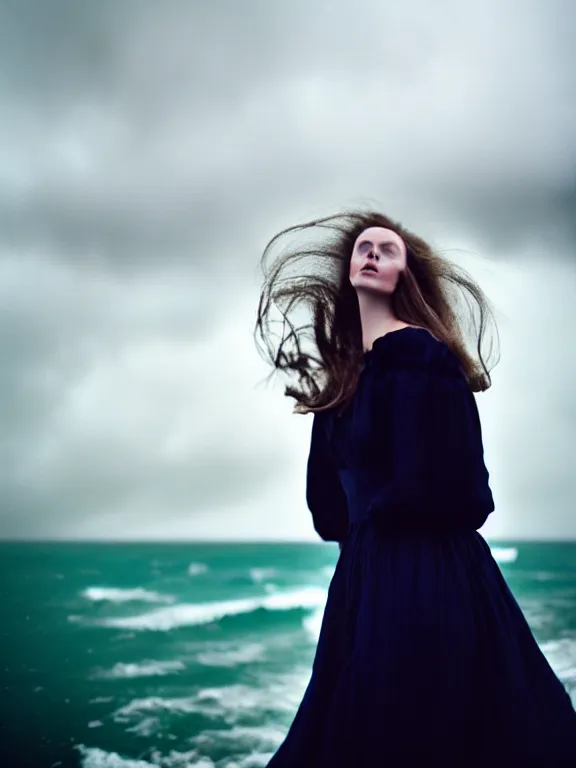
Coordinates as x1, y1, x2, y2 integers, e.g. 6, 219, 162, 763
254, 210, 576, 765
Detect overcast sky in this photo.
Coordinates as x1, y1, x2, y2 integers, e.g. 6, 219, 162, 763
1, 0, 575, 541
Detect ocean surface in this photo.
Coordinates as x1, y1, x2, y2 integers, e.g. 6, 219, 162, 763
1, 540, 575, 768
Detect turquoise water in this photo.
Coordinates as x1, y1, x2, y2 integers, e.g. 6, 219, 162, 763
1, 540, 575, 767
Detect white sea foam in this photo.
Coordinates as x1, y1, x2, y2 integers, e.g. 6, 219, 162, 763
302, 607, 325, 642
81, 587, 175, 604
76, 744, 157, 767
188, 562, 208, 576
114, 673, 308, 724
196, 642, 265, 667
106, 674, 308, 766
521, 600, 557, 631
77, 744, 207, 767
77, 742, 276, 768
234, 753, 276, 768
94, 659, 185, 679
125, 716, 160, 737
77, 742, 272, 768
542, 640, 576, 708
191, 724, 284, 758
98, 585, 327, 632
540, 636, 576, 691
490, 546, 518, 563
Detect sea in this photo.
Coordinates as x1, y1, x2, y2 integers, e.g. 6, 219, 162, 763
1, 540, 575, 768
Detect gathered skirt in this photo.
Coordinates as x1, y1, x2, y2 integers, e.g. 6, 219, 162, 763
266, 525, 576, 766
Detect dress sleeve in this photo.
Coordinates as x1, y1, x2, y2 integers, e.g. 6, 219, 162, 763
367, 359, 495, 533
306, 413, 350, 543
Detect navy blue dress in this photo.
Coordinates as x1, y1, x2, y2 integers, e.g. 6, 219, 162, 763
267, 327, 576, 766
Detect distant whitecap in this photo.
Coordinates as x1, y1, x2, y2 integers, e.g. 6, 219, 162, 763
81, 587, 175, 604
490, 547, 518, 563
188, 562, 208, 576
94, 659, 185, 679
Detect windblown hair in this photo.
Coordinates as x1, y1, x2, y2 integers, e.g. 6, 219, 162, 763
254, 209, 500, 415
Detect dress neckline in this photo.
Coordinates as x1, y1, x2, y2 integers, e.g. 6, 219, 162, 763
362, 326, 435, 357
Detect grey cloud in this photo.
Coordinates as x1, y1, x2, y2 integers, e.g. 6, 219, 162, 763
0, 0, 575, 270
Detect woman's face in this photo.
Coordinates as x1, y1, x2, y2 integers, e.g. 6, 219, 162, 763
349, 227, 407, 295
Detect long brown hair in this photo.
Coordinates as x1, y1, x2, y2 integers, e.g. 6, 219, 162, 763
254, 209, 500, 415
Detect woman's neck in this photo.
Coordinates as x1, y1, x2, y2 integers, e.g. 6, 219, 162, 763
356, 291, 408, 351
